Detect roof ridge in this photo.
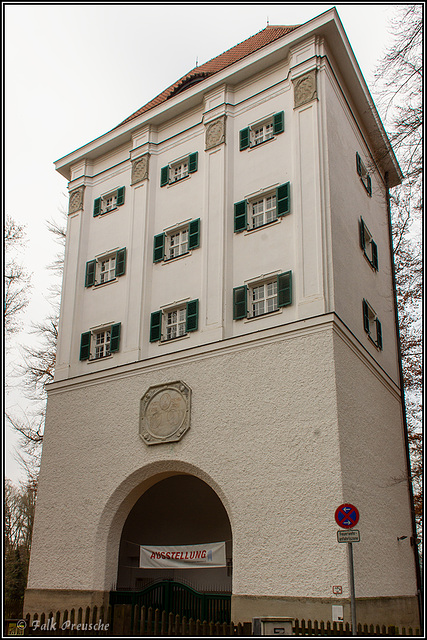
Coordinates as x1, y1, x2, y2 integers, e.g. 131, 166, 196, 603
116, 24, 300, 128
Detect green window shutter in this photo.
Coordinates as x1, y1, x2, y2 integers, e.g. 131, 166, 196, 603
110, 323, 121, 353
356, 152, 362, 177
188, 218, 200, 250
116, 187, 125, 206
376, 318, 383, 350
273, 111, 285, 135
371, 241, 378, 271
362, 299, 370, 333
233, 286, 247, 320
160, 166, 169, 187
239, 128, 250, 151
359, 218, 366, 250
186, 299, 199, 332
153, 233, 165, 263
277, 271, 292, 307
188, 152, 198, 174
115, 248, 126, 277
150, 311, 162, 342
93, 198, 101, 217
85, 260, 96, 287
367, 175, 372, 197
276, 182, 290, 217
234, 200, 247, 233
80, 332, 91, 361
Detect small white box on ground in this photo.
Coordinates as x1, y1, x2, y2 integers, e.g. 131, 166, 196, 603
253, 617, 294, 636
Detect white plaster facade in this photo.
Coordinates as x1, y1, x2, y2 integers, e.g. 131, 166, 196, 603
25, 9, 419, 627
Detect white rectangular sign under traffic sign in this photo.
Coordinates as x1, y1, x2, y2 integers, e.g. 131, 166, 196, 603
337, 529, 360, 543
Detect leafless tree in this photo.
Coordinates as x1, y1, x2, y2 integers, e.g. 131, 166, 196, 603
4, 216, 32, 334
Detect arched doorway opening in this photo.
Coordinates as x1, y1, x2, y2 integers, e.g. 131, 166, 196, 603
115, 474, 232, 596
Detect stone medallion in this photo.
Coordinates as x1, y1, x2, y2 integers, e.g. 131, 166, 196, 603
140, 381, 191, 445
205, 116, 226, 150
293, 70, 317, 108
68, 186, 84, 214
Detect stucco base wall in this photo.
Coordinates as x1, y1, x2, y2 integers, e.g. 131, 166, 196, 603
231, 594, 420, 628
23, 589, 110, 616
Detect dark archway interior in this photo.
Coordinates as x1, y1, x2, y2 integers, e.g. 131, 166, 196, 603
116, 475, 232, 592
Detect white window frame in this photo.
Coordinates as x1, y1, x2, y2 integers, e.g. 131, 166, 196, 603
166, 226, 189, 260
100, 190, 119, 214
249, 192, 278, 229
251, 119, 274, 147
170, 159, 189, 183
97, 253, 117, 285
93, 328, 111, 360
163, 306, 187, 341
249, 278, 279, 318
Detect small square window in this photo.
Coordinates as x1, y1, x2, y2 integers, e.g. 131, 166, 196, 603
93, 187, 125, 217
253, 121, 274, 146
239, 112, 284, 151
359, 218, 378, 270
171, 161, 189, 183
150, 300, 199, 342
356, 153, 372, 196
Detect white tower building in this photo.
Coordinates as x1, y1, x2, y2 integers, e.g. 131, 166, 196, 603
25, 9, 420, 628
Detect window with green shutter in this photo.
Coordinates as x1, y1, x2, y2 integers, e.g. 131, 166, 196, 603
80, 332, 91, 360
276, 182, 290, 217
277, 271, 292, 307
233, 286, 247, 320
188, 219, 200, 250
110, 323, 121, 352
239, 112, 285, 150
115, 248, 126, 277
93, 187, 125, 216
186, 299, 199, 332
234, 200, 247, 232
85, 260, 96, 287
150, 311, 162, 342
160, 153, 198, 186
153, 233, 165, 262
153, 220, 201, 262
356, 152, 372, 197
359, 218, 379, 271
362, 299, 382, 349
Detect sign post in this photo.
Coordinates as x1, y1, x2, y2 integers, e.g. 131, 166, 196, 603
335, 504, 359, 636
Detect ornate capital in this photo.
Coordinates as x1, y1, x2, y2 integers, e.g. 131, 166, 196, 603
131, 154, 149, 185
205, 116, 226, 151
68, 186, 84, 214
293, 70, 317, 108
140, 381, 191, 446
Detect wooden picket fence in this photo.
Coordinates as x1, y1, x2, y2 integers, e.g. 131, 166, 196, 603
10, 606, 421, 636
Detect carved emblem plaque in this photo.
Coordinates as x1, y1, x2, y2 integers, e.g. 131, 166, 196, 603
131, 154, 149, 185
68, 186, 84, 214
293, 70, 317, 108
140, 381, 191, 445
205, 116, 225, 150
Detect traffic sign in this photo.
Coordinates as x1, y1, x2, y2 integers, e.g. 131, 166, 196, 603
337, 529, 360, 543
335, 503, 359, 528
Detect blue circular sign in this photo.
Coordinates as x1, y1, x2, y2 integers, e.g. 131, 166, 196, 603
335, 503, 359, 529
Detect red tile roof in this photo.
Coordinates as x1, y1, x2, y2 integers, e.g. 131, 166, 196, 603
117, 25, 300, 127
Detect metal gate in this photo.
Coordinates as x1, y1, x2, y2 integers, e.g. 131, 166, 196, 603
110, 581, 231, 623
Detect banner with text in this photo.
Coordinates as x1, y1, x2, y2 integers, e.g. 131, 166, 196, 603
139, 542, 226, 569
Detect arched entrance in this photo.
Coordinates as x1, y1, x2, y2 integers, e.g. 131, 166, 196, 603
111, 474, 232, 620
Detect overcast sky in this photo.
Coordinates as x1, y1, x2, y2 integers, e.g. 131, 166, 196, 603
5, 3, 399, 483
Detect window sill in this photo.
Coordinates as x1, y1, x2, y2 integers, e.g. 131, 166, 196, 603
158, 333, 190, 345
247, 137, 276, 151
93, 278, 118, 288
162, 251, 191, 264
87, 354, 114, 363
166, 175, 191, 187
243, 308, 282, 323
244, 218, 281, 235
